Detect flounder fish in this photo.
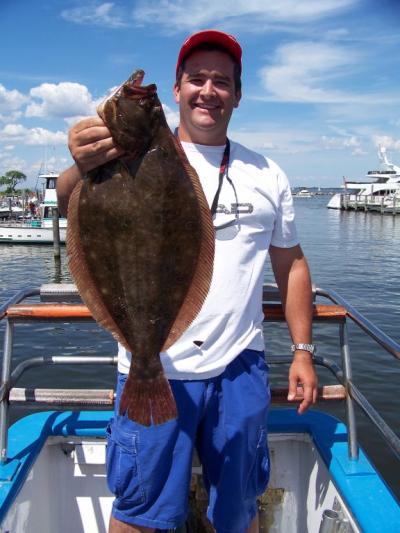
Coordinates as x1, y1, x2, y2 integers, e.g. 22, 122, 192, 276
67, 70, 214, 425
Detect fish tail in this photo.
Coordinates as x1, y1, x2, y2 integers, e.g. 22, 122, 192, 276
119, 374, 177, 426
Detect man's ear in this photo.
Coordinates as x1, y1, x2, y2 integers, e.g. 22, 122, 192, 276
173, 82, 180, 104
234, 90, 242, 108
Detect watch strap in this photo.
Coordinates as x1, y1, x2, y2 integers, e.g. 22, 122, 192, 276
291, 343, 316, 356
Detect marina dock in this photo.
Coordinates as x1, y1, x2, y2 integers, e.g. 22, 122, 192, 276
339, 193, 400, 214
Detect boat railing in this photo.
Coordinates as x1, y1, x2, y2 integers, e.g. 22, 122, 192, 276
0, 283, 399, 467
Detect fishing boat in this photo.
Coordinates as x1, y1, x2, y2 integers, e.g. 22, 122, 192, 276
0, 284, 399, 532
327, 146, 400, 212
0, 171, 67, 244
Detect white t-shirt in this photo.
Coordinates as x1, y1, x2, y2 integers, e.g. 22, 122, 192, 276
118, 139, 299, 379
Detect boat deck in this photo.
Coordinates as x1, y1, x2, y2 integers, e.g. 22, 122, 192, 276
0, 284, 399, 532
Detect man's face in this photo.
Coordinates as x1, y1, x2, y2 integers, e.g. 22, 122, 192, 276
173, 49, 241, 145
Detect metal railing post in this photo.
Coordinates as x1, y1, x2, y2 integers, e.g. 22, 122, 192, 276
339, 322, 359, 460
0, 319, 14, 464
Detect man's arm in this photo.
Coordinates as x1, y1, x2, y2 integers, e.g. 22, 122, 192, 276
269, 244, 318, 414
56, 116, 124, 216
57, 165, 84, 217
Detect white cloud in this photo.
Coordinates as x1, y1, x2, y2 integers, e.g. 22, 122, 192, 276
321, 135, 360, 149
229, 127, 316, 156
0, 85, 28, 122
26, 82, 97, 119
0, 124, 67, 146
257, 41, 400, 106
0, 111, 23, 123
132, 0, 357, 30
373, 135, 400, 152
0, 155, 27, 172
61, 2, 127, 28
0, 84, 28, 113
163, 104, 179, 130
259, 41, 360, 104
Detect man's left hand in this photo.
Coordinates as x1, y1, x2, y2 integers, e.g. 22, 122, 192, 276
287, 352, 318, 414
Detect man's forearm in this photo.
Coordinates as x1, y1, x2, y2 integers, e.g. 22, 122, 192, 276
269, 244, 317, 412
282, 257, 313, 346
270, 245, 313, 345
56, 164, 83, 216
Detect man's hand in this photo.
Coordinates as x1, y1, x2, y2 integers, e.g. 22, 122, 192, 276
68, 116, 124, 175
288, 352, 318, 414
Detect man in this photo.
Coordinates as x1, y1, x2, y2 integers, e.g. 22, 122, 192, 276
57, 30, 317, 533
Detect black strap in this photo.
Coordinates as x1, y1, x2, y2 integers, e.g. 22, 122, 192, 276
210, 138, 230, 217
174, 129, 230, 218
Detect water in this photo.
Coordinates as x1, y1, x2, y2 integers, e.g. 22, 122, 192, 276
1, 195, 399, 497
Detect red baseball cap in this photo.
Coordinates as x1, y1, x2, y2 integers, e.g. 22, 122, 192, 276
176, 29, 242, 78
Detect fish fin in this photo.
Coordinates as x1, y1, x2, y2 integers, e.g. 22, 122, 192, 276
162, 137, 215, 350
67, 180, 131, 351
119, 373, 177, 426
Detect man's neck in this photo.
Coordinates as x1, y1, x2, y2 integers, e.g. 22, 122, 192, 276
176, 126, 227, 146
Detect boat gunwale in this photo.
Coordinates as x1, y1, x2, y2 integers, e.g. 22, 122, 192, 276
0, 408, 399, 531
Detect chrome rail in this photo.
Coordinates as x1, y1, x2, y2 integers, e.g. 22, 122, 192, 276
0, 283, 399, 466
266, 284, 400, 460
316, 287, 400, 360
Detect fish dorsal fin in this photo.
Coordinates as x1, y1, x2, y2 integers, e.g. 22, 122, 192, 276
67, 180, 131, 351
162, 136, 215, 350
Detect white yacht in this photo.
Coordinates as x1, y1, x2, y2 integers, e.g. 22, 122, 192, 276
0, 171, 67, 244
327, 146, 400, 209
294, 188, 314, 198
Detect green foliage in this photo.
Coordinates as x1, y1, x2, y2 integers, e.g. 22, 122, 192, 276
0, 170, 27, 194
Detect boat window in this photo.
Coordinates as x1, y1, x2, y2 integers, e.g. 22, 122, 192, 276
47, 178, 56, 189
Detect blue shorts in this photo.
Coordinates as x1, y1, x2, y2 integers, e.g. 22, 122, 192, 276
106, 348, 270, 533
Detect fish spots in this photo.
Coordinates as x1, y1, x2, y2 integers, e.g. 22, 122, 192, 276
184, 220, 197, 231
67, 70, 214, 425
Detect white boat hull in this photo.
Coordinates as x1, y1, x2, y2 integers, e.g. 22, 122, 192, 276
0, 225, 66, 244
327, 193, 342, 209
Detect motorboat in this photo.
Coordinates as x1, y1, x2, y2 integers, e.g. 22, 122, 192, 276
327, 146, 400, 210
0, 283, 399, 532
0, 172, 67, 244
293, 188, 315, 198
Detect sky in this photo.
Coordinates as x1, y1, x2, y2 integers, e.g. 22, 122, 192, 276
1, 0, 400, 189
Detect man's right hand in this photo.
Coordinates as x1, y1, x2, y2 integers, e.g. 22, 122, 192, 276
57, 116, 125, 216
68, 116, 125, 175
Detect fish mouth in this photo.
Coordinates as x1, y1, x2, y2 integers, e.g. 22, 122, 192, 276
129, 69, 145, 86
97, 70, 157, 116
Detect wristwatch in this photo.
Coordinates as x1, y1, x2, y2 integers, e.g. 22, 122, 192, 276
291, 343, 316, 356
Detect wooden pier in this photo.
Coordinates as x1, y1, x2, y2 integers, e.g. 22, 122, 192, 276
340, 193, 400, 215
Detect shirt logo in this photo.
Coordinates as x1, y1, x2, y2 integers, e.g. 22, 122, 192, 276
216, 203, 254, 215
